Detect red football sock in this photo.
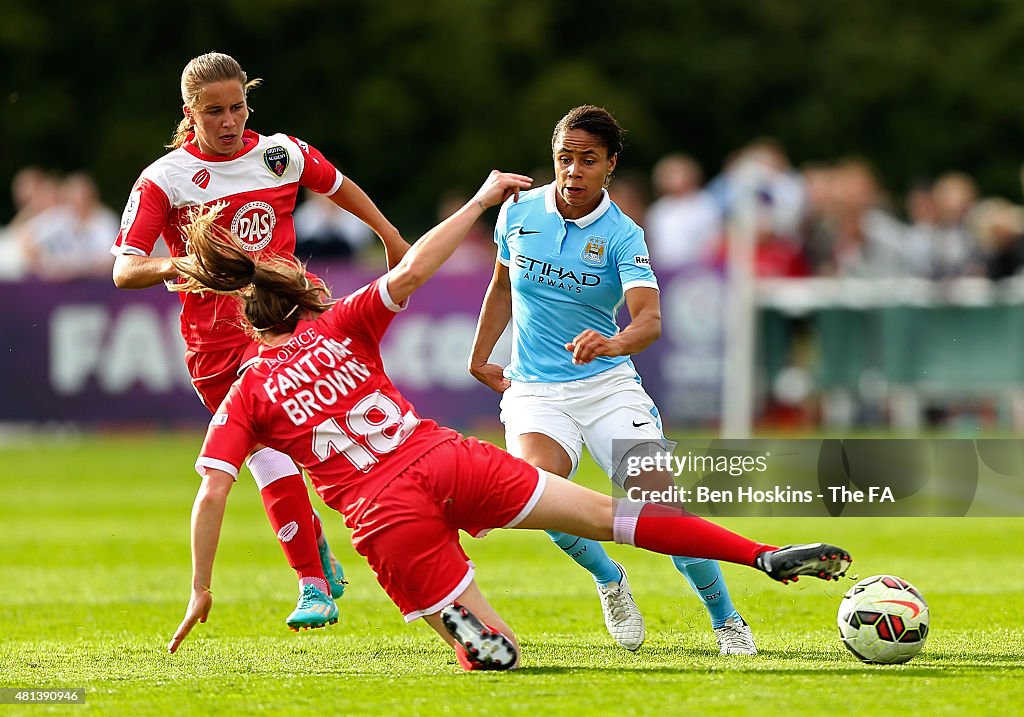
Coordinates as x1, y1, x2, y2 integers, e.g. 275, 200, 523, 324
247, 448, 326, 582
251, 468, 325, 583
617, 501, 777, 567
311, 510, 325, 546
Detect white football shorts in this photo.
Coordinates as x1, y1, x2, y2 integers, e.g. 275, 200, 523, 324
499, 362, 666, 484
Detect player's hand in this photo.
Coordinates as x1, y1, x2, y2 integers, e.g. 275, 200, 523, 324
565, 329, 620, 365
168, 587, 213, 654
472, 170, 534, 210
469, 361, 511, 393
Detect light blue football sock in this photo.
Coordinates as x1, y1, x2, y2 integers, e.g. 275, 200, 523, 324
671, 556, 741, 629
546, 530, 623, 586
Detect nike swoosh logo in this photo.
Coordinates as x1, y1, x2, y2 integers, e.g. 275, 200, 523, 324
876, 599, 922, 619
632, 421, 650, 427
517, 228, 541, 235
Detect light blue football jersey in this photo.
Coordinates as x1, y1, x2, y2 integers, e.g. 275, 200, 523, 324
495, 183, 659, 383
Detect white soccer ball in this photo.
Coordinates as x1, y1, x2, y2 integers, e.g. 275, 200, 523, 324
837, 575, 930, 664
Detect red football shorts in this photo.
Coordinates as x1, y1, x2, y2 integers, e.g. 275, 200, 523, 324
347, 436, 545, 622
185, 342, 261, 413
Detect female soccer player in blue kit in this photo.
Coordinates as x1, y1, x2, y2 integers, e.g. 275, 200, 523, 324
469, 106, 756, 655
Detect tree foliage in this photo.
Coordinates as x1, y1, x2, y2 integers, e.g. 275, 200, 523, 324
3, 0, 1024, 228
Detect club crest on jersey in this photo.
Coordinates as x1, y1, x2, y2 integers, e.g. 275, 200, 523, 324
231, 201, 277, 252
263, 146, 289, 178
580, 235, 608, 267
191, 168, 211, 189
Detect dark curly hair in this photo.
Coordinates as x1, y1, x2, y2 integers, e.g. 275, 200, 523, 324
551, 105, 626, 159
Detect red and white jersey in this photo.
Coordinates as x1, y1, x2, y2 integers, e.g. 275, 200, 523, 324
111, 130, 344, 351
196, 277, 457, 516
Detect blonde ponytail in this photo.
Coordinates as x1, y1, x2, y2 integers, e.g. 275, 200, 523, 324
169, 117, 194, 150
170, 204, 334, 339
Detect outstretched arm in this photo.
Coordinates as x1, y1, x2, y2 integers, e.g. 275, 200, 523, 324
565, 286, 662, 365
112, 254, 182, 289
469, 261, 513, 393
386, 171, 532, 305
329, 177, 408, 269
168, 469, 234, 653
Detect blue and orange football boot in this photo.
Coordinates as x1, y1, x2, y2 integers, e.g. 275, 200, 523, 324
286, 584, 339, 631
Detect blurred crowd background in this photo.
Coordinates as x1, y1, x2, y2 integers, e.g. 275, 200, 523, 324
4, 0, 1024, 432
4, 143, 1024, 283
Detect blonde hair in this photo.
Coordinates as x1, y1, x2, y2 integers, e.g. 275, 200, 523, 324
169, 204, 333, 338
168, 52, 262, 149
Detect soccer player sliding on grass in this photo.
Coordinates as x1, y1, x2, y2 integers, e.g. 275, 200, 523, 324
167, 169, 852, 670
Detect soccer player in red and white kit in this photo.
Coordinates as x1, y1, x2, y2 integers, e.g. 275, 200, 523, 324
111, 52, 410, 630
165, 169, 853, 670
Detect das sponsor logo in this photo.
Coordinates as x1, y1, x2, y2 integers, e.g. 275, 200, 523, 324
231, 201, 277, 251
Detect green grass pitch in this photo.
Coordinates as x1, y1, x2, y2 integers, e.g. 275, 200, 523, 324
1, 433, 1022, 715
